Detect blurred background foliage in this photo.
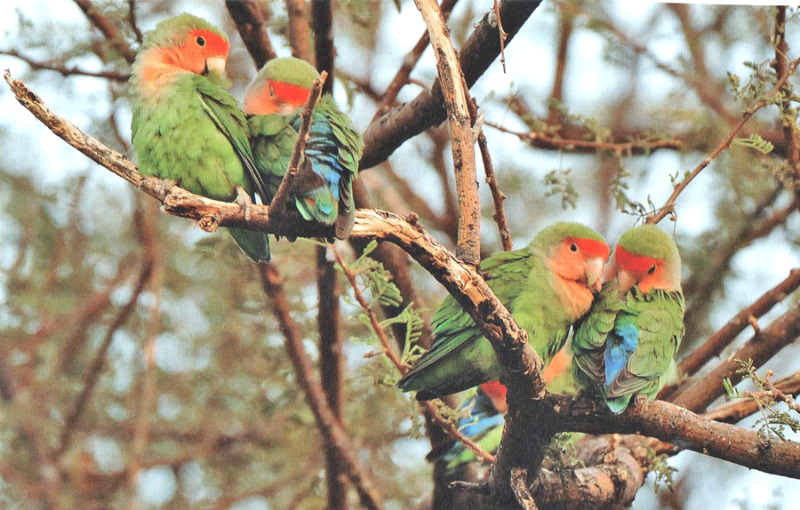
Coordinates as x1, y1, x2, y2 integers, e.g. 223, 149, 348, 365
1, 1, 800, 509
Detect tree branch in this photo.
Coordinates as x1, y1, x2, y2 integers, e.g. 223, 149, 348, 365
414, 0, 480, 264
360, 0, 543, 170
675, 268, 800, 382
672, 303, 800, 413
258, 263, 385, 510
225, 0, 278, 69
285, 0, 311, 61
647, 56, 800, 224
73, 0, 136, 64
372, 0, 459, 121
0, 50, 130, 81
704, 371, 800, 423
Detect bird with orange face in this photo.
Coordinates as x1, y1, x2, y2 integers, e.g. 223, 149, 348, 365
130, 14, 270, 261
572, 224, 685, 413
398, 222, 609, 400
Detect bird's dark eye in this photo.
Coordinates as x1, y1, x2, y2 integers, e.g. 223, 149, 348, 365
570, 243, 578, 252
648, 265, 657, 274
196, 36, 206, 47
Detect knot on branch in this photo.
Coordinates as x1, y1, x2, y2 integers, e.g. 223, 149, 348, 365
198, 215, 221, 233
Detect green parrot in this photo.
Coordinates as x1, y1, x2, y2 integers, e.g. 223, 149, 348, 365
572, 224, 685, 414
243, 57, 363, 239
130, 14, 270, 261
398, 222, 609, 400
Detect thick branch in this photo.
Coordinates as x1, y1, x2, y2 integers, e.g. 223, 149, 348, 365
360, 0, 543, 170
225, 0, 278, 69
285, 0, 311, 61
550, 394, 800, 480
414, 0, 480, 264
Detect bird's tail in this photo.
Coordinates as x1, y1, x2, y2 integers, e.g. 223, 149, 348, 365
295, 187, 338, 226
228, 227, 270, 262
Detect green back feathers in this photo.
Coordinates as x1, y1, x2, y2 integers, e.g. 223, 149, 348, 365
253, 57, 320, 89
140, 13, 227, 51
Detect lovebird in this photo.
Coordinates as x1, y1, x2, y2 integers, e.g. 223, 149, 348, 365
130, 14, 270, 262
398, 222, 609, 400
572, 224, 685, 414
243, 57, 363, 239
428, 381, 507, 472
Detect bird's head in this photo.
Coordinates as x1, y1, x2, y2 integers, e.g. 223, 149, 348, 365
133, 14, 230, 92
244, 57, 319, 115
609, 224, 682, 294
537, 222, 609, 294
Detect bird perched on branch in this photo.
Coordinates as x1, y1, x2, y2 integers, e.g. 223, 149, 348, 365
130, 13, 270, 262
244, 57, 363, 239
572, 224, 685, 414
398, 222, 609, 400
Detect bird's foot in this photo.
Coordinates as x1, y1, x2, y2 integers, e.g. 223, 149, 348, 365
235, 187, 253, 221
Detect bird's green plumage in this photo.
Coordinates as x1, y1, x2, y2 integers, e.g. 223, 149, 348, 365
572, 226, 685, 413
130, 14, 269, 261
247, 58, 363, 238
398, 222, 606, 400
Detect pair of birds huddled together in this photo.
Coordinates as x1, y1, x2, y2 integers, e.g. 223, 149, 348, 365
399, 222, 685, 470
129, 14, 363, 262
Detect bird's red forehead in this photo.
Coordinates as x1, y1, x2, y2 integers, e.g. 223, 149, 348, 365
189, 28, 229, 56
568, 237, 609, 261
616, 245, 661, 273
479, 381, 507, 399
268, 79, 311, 106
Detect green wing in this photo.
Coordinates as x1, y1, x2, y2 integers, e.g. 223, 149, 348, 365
248, 113, 299, 199
194, 78, 270, 262
195, 78, 269, 202
572, 282, 625, 391
397, 248, 535, 399
605, 289, 684, 409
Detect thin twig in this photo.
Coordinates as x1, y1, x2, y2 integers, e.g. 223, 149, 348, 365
332, 248, 496, 464
73, 0, 136, 64
466, 93, 512, 251
493, 0, 508, 73
53, 254, 153, 461
127, 0, 143, 44
268, 72, 327, 215
1, 50, 130, 81
371, 0, 459, 121
647, 56, 800, 224
486, 121, 682, 153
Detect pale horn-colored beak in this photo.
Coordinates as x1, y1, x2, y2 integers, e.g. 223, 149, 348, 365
205, 56, 227, 76
586, 256, 604, 293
